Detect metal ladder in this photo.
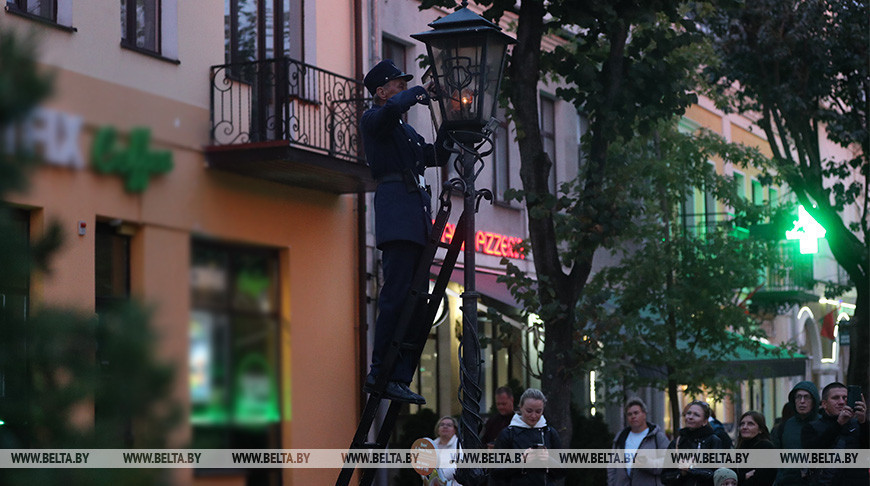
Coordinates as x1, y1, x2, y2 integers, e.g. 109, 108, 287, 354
336, 185, 467, 486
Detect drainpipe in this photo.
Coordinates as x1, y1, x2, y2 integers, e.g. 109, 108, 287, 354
354, 0, 368, 414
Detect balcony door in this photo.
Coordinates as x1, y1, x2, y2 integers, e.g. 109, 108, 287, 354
225, 0, 302, 64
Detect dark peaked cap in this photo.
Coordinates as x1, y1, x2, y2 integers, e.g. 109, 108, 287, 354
364, 59, 414, 95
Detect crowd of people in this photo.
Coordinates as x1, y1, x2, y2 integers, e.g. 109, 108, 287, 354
422, 380, 866, 486
612, 380, 867, 486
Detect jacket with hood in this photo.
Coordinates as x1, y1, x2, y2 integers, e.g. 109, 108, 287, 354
607, 422, 670, 486
772, 381, 820, 486
492, 414, 565, 486
661, 424, 722, 486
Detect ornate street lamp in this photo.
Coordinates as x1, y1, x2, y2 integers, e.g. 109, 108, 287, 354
413, 3, 514, 484
412, 1, 514, 139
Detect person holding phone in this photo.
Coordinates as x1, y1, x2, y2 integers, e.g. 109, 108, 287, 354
492, 388, 565, 485
802, 382, 868, 485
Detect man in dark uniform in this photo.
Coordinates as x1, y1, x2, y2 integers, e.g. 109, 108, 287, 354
361, 59, 445, 404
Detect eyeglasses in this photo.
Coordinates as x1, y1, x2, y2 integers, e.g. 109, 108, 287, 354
794, 394, 813, 402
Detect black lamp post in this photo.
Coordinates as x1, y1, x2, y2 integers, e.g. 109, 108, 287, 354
412, 3, 514, 482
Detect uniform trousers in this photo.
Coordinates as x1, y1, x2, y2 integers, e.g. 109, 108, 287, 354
370, 240, 425, 384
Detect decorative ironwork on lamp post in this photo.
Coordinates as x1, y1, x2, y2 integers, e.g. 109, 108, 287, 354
412, 2, 514, 484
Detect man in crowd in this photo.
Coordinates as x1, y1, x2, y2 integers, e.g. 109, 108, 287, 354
802, 382, 868, 485
772, 381, 821, 485
607, 397, 670, 486
481, 386, 515, 486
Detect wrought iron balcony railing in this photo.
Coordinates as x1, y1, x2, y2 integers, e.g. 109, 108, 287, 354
209, 57, 368, 163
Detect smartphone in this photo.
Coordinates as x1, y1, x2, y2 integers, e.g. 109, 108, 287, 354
847, 385, 862, 408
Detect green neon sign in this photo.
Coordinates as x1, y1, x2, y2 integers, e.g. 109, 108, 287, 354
91, 126, 173, 193
785, 205, 826, 254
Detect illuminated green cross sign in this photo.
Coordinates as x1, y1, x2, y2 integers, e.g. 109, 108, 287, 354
91, 126, 173, 192
785, 205, 826, 254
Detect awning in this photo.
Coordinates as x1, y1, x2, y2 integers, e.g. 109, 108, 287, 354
716, 337, 807, 378
430, 263, 521, 308
636, 333, 808, 380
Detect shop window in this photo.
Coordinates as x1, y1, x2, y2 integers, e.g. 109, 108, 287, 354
94, 222, 132, 446
189, 241, 282, 453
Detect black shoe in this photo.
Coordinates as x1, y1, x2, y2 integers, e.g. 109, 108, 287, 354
363, 377, 425, 405
392, 383, 425, 405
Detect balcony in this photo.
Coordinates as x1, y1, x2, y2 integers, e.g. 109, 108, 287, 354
205, 58, 376, 194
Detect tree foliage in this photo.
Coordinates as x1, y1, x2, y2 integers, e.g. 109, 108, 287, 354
418, 0, 721, 446
580, 122, 787, 426
0, 30, 179, 485
703, 0, 869, 392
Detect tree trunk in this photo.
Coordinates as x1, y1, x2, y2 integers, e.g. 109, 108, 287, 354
509, 0, 575, 448
847, 282, 869, 394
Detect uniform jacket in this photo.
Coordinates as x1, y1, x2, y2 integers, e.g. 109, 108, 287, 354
607, 422, 670, 486
361, 86, 441, 248
802, 409, 869, 486
492, 414, 565, 486
661, 424, 722, 486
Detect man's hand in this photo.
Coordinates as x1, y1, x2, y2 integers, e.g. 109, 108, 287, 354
853, 396, 866, 424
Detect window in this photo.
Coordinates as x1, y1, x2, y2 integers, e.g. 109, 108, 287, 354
493, 118, 511, 202
733, 172, 746, 200
6, 0, 74, 28
383, 37, 408, 73
121, 0, 160, 53
120, 0, 179, 61
540, 96, 556, 193
190, 241, 282, 452
225, 0, 301, 64
751, 179, 765, 206
8, 0, 54, 20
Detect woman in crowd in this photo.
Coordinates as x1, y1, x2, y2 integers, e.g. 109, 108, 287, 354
493, 388, 565, 486
428, 416, 462, 486
734, 411, 776, 486
662, 400, 723, 486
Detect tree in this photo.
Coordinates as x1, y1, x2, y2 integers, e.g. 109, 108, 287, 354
0, 30, 179, 485
704, 0, 869, 392
419, 0, 711, 446
581, 122, 782, 427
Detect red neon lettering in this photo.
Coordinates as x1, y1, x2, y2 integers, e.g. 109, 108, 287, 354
475, 231, 486, 252
434, 222, 524, 260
